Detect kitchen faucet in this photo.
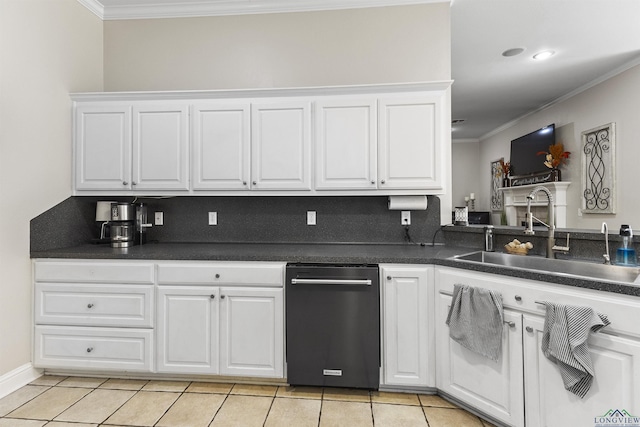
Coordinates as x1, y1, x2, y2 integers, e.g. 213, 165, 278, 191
524, 186, 556, 258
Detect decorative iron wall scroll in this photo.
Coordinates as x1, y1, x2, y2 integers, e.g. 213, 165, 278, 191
490, 158, 504, 211
581, 123, 616, 214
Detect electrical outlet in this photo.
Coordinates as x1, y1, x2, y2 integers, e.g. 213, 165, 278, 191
401, 211, 411, 225
154, 212, 164, 226
307, 211, 316, 226
208, 212, 218, 225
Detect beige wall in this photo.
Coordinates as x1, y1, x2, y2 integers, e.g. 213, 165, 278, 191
471, 64, 640, 230
104, 3, 450, 91
451, 140, 481, 211
0, 0, 103, 378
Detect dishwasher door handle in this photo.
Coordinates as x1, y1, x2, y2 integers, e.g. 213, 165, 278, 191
290, 278, 372, 286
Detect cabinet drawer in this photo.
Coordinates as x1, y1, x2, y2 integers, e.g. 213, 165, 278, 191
34, 326, 153, 372
157, 262, 284, 286
35, 283, 154, 328
34, 260, 154, 284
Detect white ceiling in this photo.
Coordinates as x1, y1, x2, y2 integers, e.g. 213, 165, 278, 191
80, 0, 640, 140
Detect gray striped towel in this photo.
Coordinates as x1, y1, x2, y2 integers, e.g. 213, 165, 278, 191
446, 284, 504, 361
540, 301, 610, 398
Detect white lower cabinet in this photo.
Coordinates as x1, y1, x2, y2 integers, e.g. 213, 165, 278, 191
156, 261, 285, 378
523, 315, 640, 427
156, 287, 219, 374
436, 293, 524, 427
380, 264, 433, 388
435, 266, 640, 427
33, 260, 155, 373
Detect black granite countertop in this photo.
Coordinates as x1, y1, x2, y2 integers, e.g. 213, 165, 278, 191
30, 242, 640, 297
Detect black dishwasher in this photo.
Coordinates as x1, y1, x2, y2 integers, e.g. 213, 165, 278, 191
285, 263, 380, 390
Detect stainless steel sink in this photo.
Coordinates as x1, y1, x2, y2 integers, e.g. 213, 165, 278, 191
451, 251, 640, 285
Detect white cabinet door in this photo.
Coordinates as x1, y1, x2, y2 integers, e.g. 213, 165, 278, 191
192, 102, 251, 190
315, 98, 377, 190
156, 286, 219, 374
132, 103, 189, 190
219, 287, 284, 378
378, 95, 443, 190
251, 101, 311, 190
74, 104, 132, 190
436, 292, 525, 427
381, 265, 432, 387
523, 315, 640, 427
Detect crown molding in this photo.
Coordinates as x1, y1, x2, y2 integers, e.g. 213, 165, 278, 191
76, 0, 105, 19
83, 0, 445, 21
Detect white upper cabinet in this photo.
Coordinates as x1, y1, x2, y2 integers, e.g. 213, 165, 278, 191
132, 104, 189, 191
378, 95, 443, 190
74, 104, 132, 191
72, 82, 451, 194
191, 102, 251, 190
251, 101, 312, 190
74, 102, 189, 192
315, 98, 377, 190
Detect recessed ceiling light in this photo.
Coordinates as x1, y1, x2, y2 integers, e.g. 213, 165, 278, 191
502, 48, 525, 57
533, 50, 555, 60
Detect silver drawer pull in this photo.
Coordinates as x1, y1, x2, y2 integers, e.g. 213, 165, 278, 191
87, 303, 94, 308
526, 326, 534, 333
215, 274, 220, 279
504, 321, 516, 328
220, 295, 226, 299
210, 294, 215, 299
86, 347, 94, 353
291, 278, 372, 286
514, 295, 522, 301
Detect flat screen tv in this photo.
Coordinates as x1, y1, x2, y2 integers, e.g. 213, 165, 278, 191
509, 124, 556, 176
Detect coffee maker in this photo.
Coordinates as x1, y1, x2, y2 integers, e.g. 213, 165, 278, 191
110, 202, 135, 248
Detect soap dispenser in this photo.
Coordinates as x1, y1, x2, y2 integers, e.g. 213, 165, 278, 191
615, 224, 638, 266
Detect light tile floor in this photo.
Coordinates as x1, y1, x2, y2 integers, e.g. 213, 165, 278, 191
0, 376, 498, 427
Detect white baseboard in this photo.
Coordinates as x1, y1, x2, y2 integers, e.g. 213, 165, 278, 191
0, 363, 43, 399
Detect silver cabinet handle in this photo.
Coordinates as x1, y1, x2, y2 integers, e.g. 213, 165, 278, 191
291, 278, 372, 286
252, 181, 257, 185
123, 181, 128, 186
87, 303, 94, 308
243, 181, 247, 186
220, 295, 226, 299
526, 326, 534, 333
381, 180, 386, 184
505, 321, 516, 328
132, 181, 137, 186
515, 295, 522, 301
371, 180, 375, 184
87, 347, 94, 353
210, 294, 215, 299
386, 276, 392, 281
215, 274, 220, 279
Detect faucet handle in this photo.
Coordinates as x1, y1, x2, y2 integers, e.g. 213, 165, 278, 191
552, 233, 570, 253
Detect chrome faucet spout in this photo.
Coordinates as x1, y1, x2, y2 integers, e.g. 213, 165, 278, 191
524, 186, 555, 258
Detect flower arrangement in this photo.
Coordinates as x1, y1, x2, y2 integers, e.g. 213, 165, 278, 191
537, 143, 570, 169
499, 159, 511, 176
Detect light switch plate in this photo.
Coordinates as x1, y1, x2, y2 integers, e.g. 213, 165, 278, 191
208, 212, 218, 225
307, 211, 316, 226
154, 212, 164, 226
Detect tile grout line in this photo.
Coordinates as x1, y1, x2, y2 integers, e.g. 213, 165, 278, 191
151, 381, 192, 427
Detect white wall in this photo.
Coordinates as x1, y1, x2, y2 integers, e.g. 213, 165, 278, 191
451, 140, 481, 214
0, 0, 103, 378
104, 4, 451, 91
458, 63, 640, 230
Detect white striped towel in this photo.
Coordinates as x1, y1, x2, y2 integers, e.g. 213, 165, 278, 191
446, 284, 504, 361
540, 301, 610, 398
